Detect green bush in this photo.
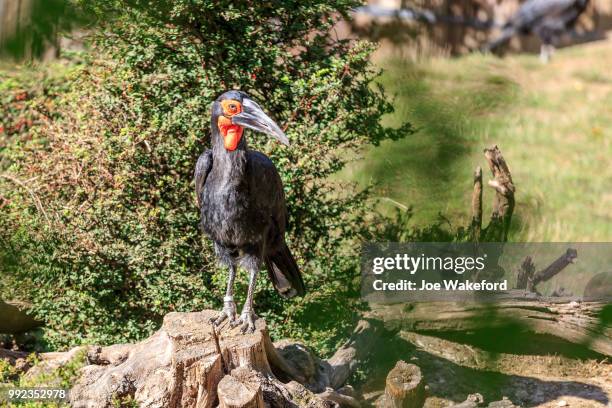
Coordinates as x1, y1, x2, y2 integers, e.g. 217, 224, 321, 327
0, 0, 410, 354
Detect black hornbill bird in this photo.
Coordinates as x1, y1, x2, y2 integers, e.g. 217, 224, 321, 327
487, 0, 590, 63
194, 90, 305, 333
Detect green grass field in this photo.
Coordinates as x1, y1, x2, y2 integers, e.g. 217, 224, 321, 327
342, 39, 612, 242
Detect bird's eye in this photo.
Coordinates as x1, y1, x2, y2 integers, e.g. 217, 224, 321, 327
222, 100, 241, 115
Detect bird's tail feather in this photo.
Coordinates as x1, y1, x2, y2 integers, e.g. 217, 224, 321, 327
265, 244, 306, 299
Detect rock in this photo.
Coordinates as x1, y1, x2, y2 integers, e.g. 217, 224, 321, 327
557, 400, 568, 407
583, 272, 612, 301
0, 348, 32, 380
487, 397, 517, 407
274, 339, 319, 383
449, 393, 484, 408
24, 346, 88, 385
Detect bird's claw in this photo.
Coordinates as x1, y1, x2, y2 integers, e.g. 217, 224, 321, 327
231, 309, 257, 334
209, 300, 237, 327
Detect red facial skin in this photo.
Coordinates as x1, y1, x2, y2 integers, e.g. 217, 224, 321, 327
217, 99, 244, 151
218, 116, 244, 151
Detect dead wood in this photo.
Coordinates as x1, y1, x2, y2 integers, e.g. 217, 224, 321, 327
0, 348, 31, 374
23, 311, 377, 408
63, 311, 311, 407
375, 360, 426, 408
449, 393, 483, 408
326, 319, 380, 390
479, 145, 515, 242
0, 300, 41, 333
514, 248, 578, 293
470, 166, 483, 242
449, 394, 518, 408
515, 256, 535, 290
218, 367, 265, 408
528, 248, 578, 292
367, 296, 611, 357
318, 388, 361, 408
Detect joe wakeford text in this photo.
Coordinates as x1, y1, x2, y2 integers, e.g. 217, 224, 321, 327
370, 253, 508, 292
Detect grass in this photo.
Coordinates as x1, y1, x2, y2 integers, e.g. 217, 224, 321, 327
342, 39, 612, 242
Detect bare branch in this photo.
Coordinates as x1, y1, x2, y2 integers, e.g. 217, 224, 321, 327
470, 166, 482, 241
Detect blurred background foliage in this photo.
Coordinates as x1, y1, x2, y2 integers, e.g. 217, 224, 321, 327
0, 0, 88, 60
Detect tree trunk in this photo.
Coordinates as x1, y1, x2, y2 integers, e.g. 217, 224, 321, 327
367, 295, 611, 357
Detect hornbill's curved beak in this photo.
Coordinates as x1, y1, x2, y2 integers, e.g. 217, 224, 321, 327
231, 98, 290, 146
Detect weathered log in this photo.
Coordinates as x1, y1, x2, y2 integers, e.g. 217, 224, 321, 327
515, 249, 578, 293
527, 248, 577, 292
0, 300, 41, 333
0, 348, 28, 362
367, 296, 611, 357
375, 361, 426, 408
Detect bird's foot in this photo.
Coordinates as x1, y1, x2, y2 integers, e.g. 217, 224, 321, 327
231, 308, 257, 334
209, 297, 237, 327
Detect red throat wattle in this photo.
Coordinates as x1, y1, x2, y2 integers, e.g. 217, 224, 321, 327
217, 116, 244, 151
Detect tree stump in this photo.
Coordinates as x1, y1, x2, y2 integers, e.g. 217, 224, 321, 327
57, 310, 371, 408
218, 368, 265, 408
375, 361, 426, 408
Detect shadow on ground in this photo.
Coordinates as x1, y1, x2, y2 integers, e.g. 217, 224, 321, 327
358, 319, 609, 407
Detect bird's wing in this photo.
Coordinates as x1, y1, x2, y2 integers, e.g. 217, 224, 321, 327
513, 0, 576, 28
194, 149, 213, 208
247, 150, 288, 228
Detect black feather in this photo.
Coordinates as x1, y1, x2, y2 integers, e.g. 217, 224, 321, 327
196, 91, 306, 299
265, 244, 306, 298
487, 0, 590, 51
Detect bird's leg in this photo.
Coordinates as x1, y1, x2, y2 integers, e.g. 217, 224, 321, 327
540, 43, 554, 64
211, 264, 237, 326
232, 267, 258, 334
539, 44, 548, 63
